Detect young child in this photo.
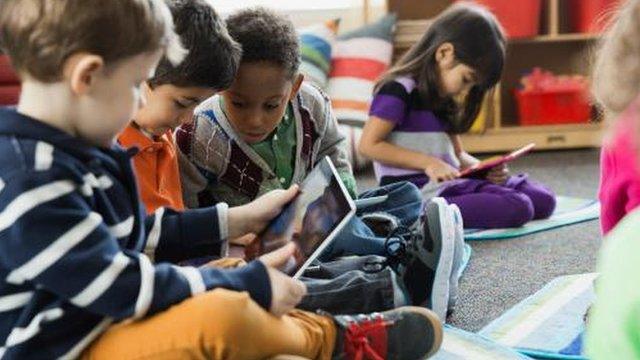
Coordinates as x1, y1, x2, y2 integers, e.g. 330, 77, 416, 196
0, 0, 442, 359
177, 7, 465, 319
358, 3, 557, 230
118, 0, 239, 215
587, 1, 640, 356
117, 0, 421, 318
591, 0, 640, 235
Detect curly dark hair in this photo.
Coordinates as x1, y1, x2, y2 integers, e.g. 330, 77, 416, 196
226, 7, 300, 77
148, 0, 242, 90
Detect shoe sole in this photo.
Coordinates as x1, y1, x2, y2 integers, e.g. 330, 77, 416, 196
426, 198, 455, 321
448, 204, 465, 311
384, 306, 444, 359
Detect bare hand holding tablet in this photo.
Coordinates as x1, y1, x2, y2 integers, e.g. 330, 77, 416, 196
244, 157, 356, 279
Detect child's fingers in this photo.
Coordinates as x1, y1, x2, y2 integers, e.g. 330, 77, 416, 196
260, 243, 296, 268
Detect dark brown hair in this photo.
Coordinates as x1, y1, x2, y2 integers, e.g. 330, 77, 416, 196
226, 7, 300, 77
376, 3, 506, 133
148, 0, 242, 90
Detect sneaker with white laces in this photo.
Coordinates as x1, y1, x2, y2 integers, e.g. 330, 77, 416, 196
331, 306, 443, 360
387, 197, 456, 321
447, 204, 465, 314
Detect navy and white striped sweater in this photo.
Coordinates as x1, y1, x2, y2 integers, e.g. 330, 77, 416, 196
0, 109, 271, 359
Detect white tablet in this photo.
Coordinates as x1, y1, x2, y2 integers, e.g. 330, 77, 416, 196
246, 157, 356, 278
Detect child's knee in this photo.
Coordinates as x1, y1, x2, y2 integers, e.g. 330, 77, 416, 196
379, 181, 422, 204
189, 289, 257, 340
531, 189, 556, 219
505, 193, 535, 227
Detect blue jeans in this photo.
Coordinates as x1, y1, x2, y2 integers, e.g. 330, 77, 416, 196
321, 181, 423, 259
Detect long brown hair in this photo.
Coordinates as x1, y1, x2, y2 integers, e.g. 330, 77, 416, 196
376, 3, 505, 133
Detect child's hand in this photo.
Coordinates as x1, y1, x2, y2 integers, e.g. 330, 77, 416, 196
425, 159, 460, 183
486, 164, 509, 185
458, 151, 481, 170
230, 233, 256, 246
227, 185, 299, 239
259, 243, 307, 317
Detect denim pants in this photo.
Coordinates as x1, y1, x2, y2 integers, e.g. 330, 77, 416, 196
298, 255, 402, 314
320, 181, 424, 259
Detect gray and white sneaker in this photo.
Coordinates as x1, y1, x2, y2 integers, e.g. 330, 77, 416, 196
447, 204, 465, 314
389, 197, 455, 321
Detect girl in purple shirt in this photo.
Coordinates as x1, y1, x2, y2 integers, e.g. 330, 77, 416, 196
359, 3, 556, 229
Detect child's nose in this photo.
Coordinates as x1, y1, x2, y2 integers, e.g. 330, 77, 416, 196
245, 113, 264, 128
178, 111, 194, 126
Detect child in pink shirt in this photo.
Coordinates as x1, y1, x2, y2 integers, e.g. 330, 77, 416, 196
599, 95, 640, 234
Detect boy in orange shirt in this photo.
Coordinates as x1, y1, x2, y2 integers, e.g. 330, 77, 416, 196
118, 0, 239, 214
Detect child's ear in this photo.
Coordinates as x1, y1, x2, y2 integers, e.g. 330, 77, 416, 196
64, 53, 105, 96
289, 73, 304, 100
435, 42, 456, 68
140, 81, 153, 107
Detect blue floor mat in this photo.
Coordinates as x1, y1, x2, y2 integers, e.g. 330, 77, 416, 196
464, 196, 599, 241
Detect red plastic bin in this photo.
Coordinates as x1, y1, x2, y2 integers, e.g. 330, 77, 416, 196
569, 0, 622, 33
515, 89, 591, 126
457, 0, 542, 38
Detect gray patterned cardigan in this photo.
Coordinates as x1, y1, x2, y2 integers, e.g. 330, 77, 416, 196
176, 83, 355, 208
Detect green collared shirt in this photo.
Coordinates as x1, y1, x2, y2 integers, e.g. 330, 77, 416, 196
249, 104, 297, 188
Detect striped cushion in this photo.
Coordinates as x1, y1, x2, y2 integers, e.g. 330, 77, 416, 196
327, 14, 397, 125
298, 19, 339, 89
480, 273, 597, 359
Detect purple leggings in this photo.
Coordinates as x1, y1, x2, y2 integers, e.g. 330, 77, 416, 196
439, 174, 556, 229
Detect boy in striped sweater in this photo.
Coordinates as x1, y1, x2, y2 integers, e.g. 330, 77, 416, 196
0, 0, 442, 359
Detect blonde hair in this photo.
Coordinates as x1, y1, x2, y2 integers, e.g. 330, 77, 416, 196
592, 0, 640, 119
0, 0, 186, 82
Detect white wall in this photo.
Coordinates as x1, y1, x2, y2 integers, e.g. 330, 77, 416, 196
208, 0, 387, 33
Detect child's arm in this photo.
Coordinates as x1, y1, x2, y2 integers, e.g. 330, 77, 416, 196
450, 134, 509, 184
316, 94, 358, 198
0, 169, 274, 320
359, 117, 460, 182
450, 133, 480, 169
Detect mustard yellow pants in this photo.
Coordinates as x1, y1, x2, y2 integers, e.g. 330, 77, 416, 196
83, 259, 337, 359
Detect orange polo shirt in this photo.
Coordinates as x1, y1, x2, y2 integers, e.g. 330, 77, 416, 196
118, 124, 185, 214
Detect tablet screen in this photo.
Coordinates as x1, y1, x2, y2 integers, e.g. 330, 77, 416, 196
245, 158, 353, 276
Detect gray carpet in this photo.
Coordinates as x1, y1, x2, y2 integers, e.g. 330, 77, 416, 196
355, 149, 602, 332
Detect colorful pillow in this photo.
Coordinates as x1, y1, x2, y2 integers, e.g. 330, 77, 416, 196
327, 14, 397, 125
298, 19, 340, 89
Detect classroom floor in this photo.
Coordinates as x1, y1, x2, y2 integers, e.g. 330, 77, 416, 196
355, 148, 602, 331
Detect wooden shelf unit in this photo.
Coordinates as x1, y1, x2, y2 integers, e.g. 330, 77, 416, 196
389, 0, 605, 153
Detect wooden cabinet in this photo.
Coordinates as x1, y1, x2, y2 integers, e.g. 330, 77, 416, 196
389, 0, 604, 153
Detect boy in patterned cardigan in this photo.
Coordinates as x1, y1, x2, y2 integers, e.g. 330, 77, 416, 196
178, 7, 462, 319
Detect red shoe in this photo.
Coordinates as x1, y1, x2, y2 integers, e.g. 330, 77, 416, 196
332, 306, 443, 360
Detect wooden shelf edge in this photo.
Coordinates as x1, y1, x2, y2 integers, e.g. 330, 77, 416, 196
510, 33, 601, 44
461, 124, 604, 153
491, 122, 603, 133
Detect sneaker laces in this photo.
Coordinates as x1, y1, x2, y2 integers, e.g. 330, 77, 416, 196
344, 314, 391, 360
384, 225, 421, 267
